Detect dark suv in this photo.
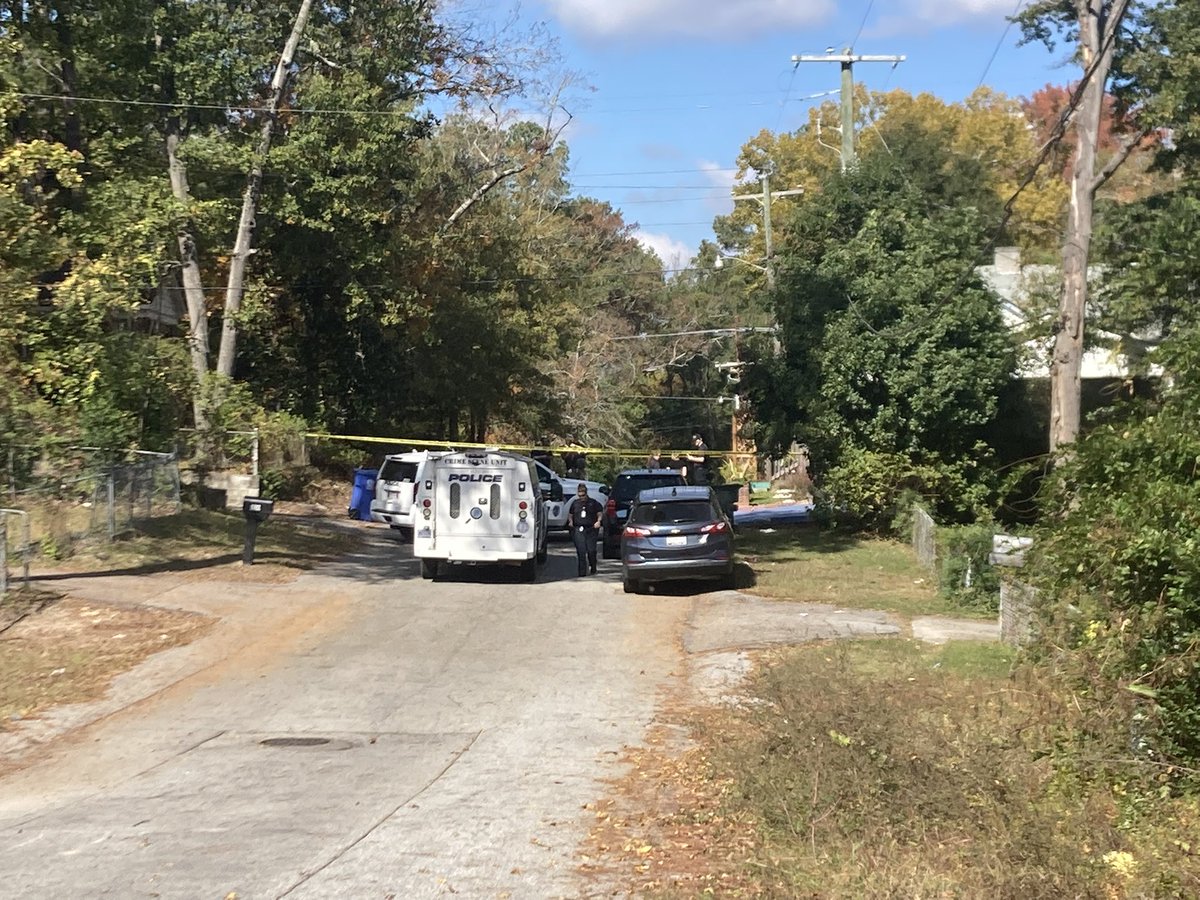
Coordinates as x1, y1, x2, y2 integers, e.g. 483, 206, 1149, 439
601, 468, 687, 558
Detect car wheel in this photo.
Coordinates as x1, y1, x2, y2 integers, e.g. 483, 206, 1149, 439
623, 577, 638, 594
420, 558, 438, 580
536, 536, 548, 563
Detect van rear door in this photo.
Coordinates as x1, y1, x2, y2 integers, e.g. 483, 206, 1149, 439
436, 454, 529, 541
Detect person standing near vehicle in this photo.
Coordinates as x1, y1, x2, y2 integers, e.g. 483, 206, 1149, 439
686, 432, 710, 485
566, 484, 603, 576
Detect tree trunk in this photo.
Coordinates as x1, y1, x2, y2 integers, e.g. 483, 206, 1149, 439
1049, 0, 1127, 451
165, 115, 212, 428
215, 0, 313, 378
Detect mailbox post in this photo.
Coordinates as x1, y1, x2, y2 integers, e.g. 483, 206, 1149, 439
242, 496, 274, 565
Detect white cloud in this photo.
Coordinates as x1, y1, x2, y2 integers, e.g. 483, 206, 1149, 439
636, 230, 694, 271
877, 0, 1018, 33
697, 159, 738, 214
698, 159, 736, 191
541, 0, 833, 41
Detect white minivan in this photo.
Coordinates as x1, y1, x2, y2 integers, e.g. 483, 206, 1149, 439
412, 450, 549, 581
370, 450, 430, 537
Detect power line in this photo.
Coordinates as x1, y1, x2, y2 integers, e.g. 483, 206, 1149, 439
850, 0, 876, 49
574, 167, 737, 176
976, 1, 1027, 89
7, 88, 842, 119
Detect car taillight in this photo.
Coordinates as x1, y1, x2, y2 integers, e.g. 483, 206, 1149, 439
606, 499, 616, 515
518, 501, 528, 510
624, 525, 652, 537
701, 521, 729, 533
422, 498, 432, 508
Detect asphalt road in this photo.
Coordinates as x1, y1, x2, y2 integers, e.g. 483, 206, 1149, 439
0, 524, 981, 899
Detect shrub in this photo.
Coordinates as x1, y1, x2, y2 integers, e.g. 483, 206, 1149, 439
937, 523, 1001, 613
259, 465, 319, 501
1028, 327, 1200, 780
817, 446, 997, 533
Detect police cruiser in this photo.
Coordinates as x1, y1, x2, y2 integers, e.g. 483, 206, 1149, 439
412, 450, 550, 581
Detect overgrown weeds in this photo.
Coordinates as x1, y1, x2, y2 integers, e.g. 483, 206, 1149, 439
688, 640, 1200, 898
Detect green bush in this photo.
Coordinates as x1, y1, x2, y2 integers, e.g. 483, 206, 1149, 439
937, 523, 1000, 613
817, 446, 998, 533
259, 465, 318, 501
1028, 326, 1200, 781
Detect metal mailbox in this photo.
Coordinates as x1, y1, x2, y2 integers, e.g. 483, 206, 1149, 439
242, 497, 274, 523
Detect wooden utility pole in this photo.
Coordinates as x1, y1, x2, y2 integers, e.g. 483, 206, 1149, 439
731, 172, 804, 290
790, 49, 905, 171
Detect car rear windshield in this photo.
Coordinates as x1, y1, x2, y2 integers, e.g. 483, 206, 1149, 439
629, 500, 716, 525
379, 460, 419, 482
612, 473, 685, 502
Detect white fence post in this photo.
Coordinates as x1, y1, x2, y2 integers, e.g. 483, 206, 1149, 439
911, 506, 937, 571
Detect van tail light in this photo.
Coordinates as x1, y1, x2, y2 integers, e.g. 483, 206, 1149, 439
624, 525, 652, 537
518, 501, 528, 510
701, 521, 729, 534
422, 498, 432, 508
605, 499, 616, 516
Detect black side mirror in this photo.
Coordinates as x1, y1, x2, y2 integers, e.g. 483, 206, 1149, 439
549, 479, 564, 502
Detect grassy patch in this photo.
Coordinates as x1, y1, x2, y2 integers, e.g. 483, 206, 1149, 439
678, 640, 1200, 898
739, 526, 978, 618
38, 508, 360, 577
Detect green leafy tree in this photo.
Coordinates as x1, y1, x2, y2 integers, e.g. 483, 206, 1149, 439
749, 127, 1016, 524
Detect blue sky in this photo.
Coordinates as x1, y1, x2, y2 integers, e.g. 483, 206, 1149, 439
496, 0, 1076, 268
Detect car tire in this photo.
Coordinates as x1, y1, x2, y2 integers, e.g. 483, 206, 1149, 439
536, 535, 548, 564
420, 558, 438, 580
623, 577, 639, 594
602, 539, 617, 560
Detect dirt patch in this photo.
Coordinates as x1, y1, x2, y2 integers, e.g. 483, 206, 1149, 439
0, 595, 212, 751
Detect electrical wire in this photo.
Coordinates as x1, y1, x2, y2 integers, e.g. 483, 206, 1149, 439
977, 0, 1028, 90
850, 0, 876, 50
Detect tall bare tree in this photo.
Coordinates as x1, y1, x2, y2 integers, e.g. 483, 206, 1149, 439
1019, 0, 1144, 450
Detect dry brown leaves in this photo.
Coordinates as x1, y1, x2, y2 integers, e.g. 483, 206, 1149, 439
578, 696, 765, 898
0, 596, 212, 743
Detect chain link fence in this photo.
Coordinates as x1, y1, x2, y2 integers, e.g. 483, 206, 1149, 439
0, 447, 181, 588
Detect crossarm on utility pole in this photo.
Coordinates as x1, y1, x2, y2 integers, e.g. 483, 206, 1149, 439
790, 50, 905, 171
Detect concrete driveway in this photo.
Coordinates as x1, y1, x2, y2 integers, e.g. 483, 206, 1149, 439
0, 525, 992, 899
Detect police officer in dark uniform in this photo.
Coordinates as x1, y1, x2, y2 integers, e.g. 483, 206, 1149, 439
566, 484, 603, 576
686, 432, 710, 485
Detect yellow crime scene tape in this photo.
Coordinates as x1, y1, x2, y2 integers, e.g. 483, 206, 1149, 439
304, 433, 755, 459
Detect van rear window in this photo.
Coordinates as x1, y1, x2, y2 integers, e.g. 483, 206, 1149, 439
379, 460, 419, 482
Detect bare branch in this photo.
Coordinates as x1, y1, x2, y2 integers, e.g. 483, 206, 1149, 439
1090, 126, 1154, 192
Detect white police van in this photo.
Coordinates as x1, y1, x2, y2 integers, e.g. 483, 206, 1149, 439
412, 450, 549, 581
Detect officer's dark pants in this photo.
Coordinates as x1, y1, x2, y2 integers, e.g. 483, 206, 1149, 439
572, 525, 598, 576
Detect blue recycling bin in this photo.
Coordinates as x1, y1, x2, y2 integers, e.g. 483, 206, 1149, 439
349, 467, 378, 520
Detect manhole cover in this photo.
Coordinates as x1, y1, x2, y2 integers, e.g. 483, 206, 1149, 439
259, 736, 353, 750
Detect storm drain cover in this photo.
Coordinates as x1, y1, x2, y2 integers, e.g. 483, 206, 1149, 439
259, 736, 353, 750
